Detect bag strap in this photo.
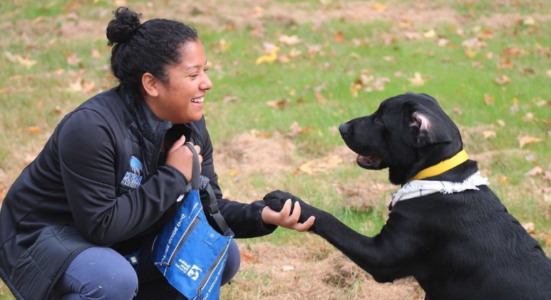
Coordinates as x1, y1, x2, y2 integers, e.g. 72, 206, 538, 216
184, 143, 201, 190
184, 143, 231, 235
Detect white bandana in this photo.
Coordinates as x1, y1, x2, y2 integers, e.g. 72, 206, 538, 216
389, 171, 489, 210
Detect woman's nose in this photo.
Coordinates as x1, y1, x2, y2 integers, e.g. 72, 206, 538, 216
200, 74, 213, 91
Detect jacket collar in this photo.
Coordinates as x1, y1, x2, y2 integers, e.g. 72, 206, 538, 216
117, 86, 173, 147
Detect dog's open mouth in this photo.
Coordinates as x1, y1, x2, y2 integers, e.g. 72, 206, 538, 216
357, 154, 383, 169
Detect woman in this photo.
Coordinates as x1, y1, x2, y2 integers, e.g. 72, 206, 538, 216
0, 7, 314, 300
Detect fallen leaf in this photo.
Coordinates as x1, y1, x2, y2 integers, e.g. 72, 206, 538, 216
240, 252, 258, 263
28, 126, 42, 133
297, 155, 342, 175
484, 94, 495, 106
526, 166, 543, 176
523, 222, 535, 235
333, 184, 360, 197
222, 95, 240, 103
494, 74, 510, 85
219, 39, 231, 52
281, 265, 295, 271
289, 48, 302, 58
266, 98, 290, 108
333, 31, 345, 43
496, 119, 505, 127
315, 93, 327, 104
279, 35, 301, 46
255, 47, 279, 65
462, 46, 477, 59
423, 29, 437, 39
91, 49, 100, 58
483, 131, 496, 139
373, 3, 388, 11
407, 72, 426, 86
453, 106, 463, 115
4, 51, 37, 69
66, 53, 81, 66
518, 136, 543, 148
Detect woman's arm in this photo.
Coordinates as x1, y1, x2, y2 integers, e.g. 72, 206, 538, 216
58, 109, 187, 245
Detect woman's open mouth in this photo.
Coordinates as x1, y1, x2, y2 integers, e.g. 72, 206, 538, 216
191, 97, 204, 103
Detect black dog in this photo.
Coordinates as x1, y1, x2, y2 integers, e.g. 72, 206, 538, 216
265, 92, 551, 300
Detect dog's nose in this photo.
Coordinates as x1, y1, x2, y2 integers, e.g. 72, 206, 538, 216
339, 122, 350, 135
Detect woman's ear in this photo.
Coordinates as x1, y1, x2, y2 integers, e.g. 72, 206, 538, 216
142, 72, 160, 97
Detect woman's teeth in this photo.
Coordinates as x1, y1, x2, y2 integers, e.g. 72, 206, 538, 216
191, 97, 204, 103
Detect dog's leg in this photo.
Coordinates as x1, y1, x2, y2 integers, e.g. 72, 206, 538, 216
264, 190, 425, 283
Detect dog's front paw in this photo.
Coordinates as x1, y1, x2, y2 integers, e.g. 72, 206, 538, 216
263, 190, 318, 222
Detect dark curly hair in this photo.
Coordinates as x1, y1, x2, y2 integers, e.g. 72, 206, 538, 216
106, 7, 198, 96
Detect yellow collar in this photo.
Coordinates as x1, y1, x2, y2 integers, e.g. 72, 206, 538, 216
408, 150, 469, 182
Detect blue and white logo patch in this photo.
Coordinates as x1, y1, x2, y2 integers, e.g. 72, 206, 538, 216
121, 156, 143, 189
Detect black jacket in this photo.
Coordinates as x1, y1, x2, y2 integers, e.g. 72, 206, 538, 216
0, 87, 275, 300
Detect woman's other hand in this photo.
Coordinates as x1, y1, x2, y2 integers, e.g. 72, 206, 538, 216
165, 135, 202, 182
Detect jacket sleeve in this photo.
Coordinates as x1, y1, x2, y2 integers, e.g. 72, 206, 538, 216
194, 117, 277, 238
57, 109, 187, 246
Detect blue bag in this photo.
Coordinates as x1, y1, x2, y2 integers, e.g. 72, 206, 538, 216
153, 144, 234, 300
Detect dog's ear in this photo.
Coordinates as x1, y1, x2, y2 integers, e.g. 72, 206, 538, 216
401, 102, 454, 148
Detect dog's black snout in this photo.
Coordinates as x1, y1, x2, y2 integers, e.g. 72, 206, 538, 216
339, 122, 350, 136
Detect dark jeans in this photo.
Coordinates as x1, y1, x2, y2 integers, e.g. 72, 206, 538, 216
52, 240, 241, 300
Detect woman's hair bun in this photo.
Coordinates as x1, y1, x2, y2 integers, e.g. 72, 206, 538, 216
106, 7, 142, 46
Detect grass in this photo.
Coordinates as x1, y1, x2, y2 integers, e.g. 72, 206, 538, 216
1, 0, 551, 299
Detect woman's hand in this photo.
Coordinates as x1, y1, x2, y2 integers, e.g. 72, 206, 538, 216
261, 199, 315, 232
165, 135, 202, 182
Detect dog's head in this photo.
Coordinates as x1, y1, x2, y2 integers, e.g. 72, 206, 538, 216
339, 92, 463, 185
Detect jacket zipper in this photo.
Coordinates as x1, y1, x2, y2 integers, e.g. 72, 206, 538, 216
194, 240, 231, 299
166, 217, 200, 266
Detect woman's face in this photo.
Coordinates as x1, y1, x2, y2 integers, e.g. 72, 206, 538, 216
148, 40, 212, 124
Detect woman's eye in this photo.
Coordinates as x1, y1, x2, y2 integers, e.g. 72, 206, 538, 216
204, 68, 210, 72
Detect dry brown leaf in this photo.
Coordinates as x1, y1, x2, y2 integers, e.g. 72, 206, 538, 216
453, 106, 463, 115
279, 35, 301, 46
315, 93, 327, 104
523, 222, 535, 235
266, 99, 290, 108
333, 184, 360, 197
373, 3, 388, 11
281, 265, 295, 271
4, 51, 37, 69
483, 94, 495, 106
407, 72, 426, 86
333, 31, 344, 43
255, 46, 278, 65
494, 74, 511, 85
518, 136, 543, 148
66, 53, 81, 66
525, 166, 543, 176
91, 49, 100, 58
240, 251, 258, 263
483, 131, 496, 139
222, 95, 240, 103
28, 126, 42, 134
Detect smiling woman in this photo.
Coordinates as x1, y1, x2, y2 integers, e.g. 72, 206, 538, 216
0, 6, 313, 300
